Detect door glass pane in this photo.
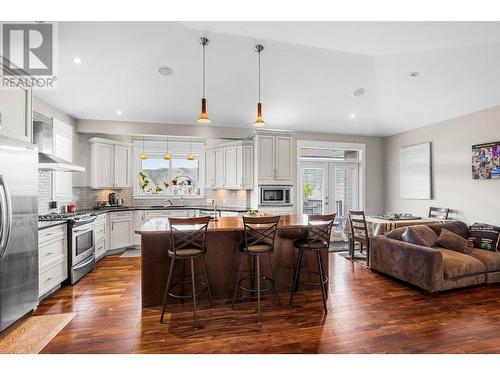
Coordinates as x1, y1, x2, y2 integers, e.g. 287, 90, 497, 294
334, 165, 358, 233
302, 168, 324, 214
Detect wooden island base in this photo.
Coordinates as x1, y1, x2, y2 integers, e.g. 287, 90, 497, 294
137, 215, 329, 307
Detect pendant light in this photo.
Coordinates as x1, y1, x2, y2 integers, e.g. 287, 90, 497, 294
163, 137, 171, 160
254, 44, 266, 127
140, 137, 148, 160
187, 137, 194, 160
197, 37, 210, 123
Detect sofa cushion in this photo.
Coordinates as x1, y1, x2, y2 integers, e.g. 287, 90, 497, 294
436, 228, 469, 252
467, 223, 500, 251
386, 227, 407, 241
467, 248, 500, 272
401, 225, 438, 247
428, 221, 469, 239
440, 249, 486, 279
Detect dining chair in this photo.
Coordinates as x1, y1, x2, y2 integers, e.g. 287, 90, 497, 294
347, 210, 370, 266
160, 216, 213, 330
428, 207, 450, 220
231, 215, 281, 323
290, 213, 336, 313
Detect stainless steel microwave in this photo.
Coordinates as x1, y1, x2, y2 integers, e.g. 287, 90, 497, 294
259, 185, 292, 206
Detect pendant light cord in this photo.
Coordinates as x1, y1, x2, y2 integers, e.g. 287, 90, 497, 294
202, 43, 206, 98
258, 50, 261, 102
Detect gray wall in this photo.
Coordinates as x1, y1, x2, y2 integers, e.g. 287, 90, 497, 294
384, 105, 500, 226
296, 132, 386, 215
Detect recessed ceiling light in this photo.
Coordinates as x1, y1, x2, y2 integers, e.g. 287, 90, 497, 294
350, 113, 356, 119
273, 113, 279, 117
116, 110, 122, 115
410, 72, 420, 77
158, 66, 174, 77
73, 57, 82, 64
352, 88, 365, 97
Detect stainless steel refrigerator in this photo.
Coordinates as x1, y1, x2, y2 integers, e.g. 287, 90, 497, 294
0, 135, 38, 332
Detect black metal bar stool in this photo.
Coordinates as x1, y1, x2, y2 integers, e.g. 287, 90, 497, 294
289, 213, 336, 314
231, 216, 281, 323
160, 216, 213, 330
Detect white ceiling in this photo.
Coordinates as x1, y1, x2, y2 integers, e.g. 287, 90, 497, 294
32, 21, 500, 136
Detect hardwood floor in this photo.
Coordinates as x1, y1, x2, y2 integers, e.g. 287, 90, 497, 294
35, 253, 500, 354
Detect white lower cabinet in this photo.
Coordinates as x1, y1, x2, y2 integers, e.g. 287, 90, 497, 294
109, 211, 133, 250
94, 213, 108, 260
38, 224, 68, 298
133, 210, 146, 246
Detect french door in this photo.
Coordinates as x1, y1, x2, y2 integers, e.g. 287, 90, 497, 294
300, 161, 360, 234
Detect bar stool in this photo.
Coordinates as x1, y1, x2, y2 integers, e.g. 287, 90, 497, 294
289, 213, 336, 314
160, 216, 213, 330
231, 216, 281, 323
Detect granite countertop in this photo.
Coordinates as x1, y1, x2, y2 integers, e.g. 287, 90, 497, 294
136, 214, 313, 234
86, 205, 252, 214
38, 221, 68, 230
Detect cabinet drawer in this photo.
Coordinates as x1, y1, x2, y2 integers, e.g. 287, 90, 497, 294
39, 237, 67, 269
95, 239, 106, 260
95, 213, 107, 224
95, 222, 106, 242
110, 211, 132, 220
39, 258, 68, 297
39, 224, 66, 246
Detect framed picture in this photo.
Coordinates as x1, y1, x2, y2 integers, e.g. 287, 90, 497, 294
400, 142, 431, 199
472, 141, 500, 180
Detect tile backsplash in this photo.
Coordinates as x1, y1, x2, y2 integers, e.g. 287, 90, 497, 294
39, 173, 251, 214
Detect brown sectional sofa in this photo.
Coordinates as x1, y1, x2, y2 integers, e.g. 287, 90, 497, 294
371, 221, 500, 292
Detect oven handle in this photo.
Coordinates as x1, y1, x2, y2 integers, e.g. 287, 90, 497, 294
73, 254, 95, 270
72, 224, 94, 233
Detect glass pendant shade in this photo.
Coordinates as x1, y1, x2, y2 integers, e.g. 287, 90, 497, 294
187, 153, 195, 161
197, 97, 210, 123
254, 102, 266, 127
140, 153, 148, 160
163, 153, 171, 160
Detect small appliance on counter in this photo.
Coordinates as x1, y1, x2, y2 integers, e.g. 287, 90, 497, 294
67, 203, 77, 213
108, 192, 124, 207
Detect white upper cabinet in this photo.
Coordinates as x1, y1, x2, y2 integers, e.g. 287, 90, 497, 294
205, 141, 254, 190
214, 148, 225, 188
52, 119, 73, 201
89, 138, 131, 189
0, 61, 32, 142
253, 131, 293, 185
257, 135, 275, 181
275, 136, 293, 181
205, 149, 216, 188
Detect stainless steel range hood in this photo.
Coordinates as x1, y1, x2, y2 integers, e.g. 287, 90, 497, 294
33, 121, 85, 172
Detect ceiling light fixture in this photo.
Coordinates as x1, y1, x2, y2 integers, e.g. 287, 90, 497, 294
350, 113, 356, 119
73, 57, 82, 64
187, 137, 194, 160
254, 44, 266, 127
116, 109, 122, 115
197, 37, 210, 124
158, 66, 174, 77
140, 137, 148, 160
410, 72, 420, 77
163, 137, 171, 160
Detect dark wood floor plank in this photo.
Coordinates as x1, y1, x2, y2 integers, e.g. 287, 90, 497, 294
35, 253, 500, 354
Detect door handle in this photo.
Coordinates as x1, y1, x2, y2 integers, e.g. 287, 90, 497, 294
0, 174, 13, 259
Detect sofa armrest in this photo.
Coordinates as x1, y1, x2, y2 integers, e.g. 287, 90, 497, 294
371, 235, 443, 292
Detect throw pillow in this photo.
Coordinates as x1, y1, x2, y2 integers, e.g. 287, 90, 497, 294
436, 228, 469, 252
468, 223, 500, 252
401, 225, 438, 247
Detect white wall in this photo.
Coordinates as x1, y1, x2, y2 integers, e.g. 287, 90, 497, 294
384, 105, 500, 226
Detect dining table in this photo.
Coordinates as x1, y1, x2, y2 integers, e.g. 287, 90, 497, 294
344, 216, 448, 237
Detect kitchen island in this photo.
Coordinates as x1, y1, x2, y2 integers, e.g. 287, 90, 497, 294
136, 215, 329, 307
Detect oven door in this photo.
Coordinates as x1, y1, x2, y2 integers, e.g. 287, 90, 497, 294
72, 223, 95, 266
260, 187, 289, 205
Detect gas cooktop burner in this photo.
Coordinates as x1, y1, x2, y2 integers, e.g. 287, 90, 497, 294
38, 212, 95, 222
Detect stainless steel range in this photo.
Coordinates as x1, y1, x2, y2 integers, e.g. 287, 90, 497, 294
39, 212, 97, 284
